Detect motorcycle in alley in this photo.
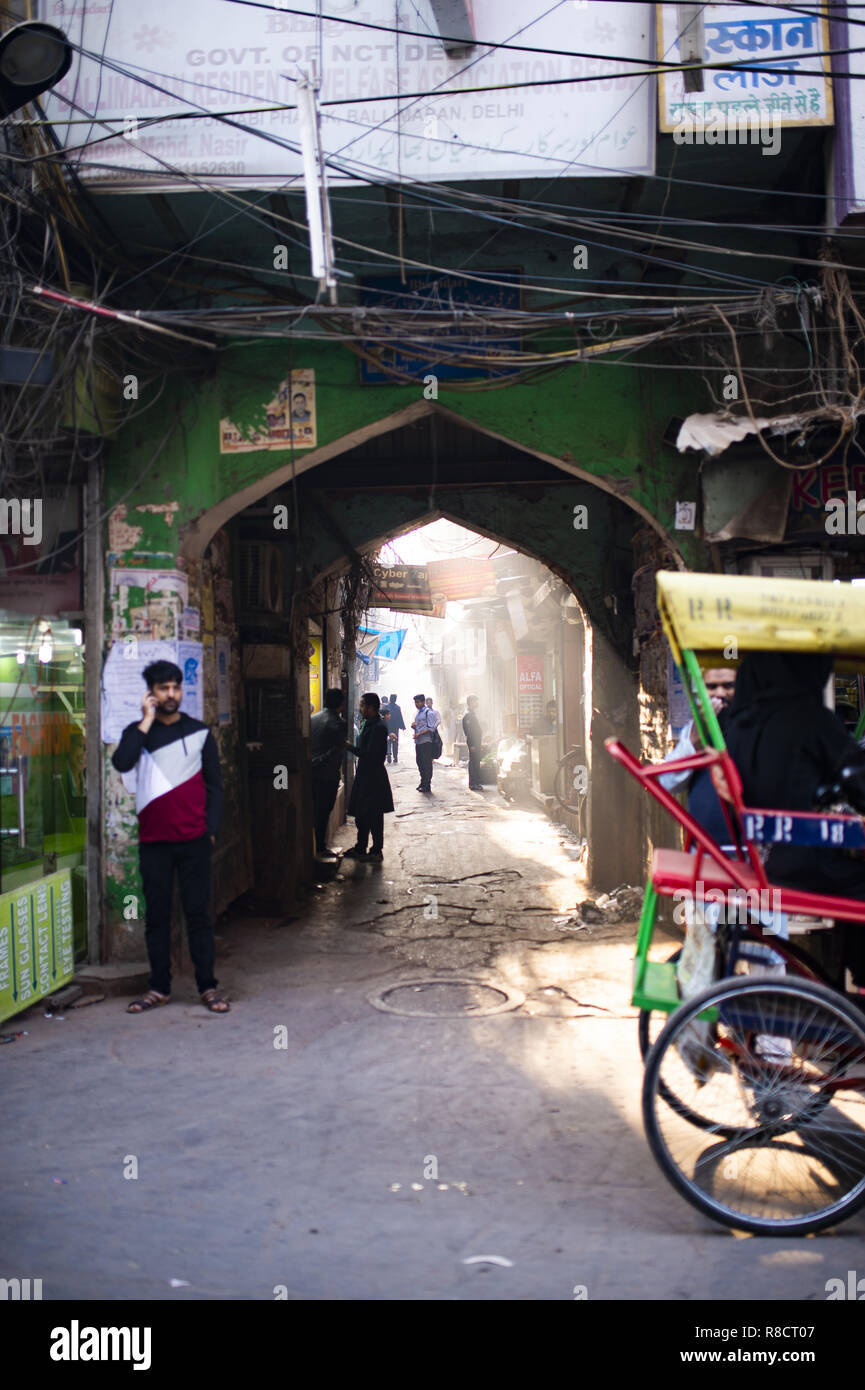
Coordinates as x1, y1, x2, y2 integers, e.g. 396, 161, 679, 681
495, 735, 531, 804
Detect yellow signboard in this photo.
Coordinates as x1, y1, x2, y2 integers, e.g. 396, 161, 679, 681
309, 637, 322, 714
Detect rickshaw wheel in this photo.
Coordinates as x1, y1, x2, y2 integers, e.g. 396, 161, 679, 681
643, 976, 865, 1235
637, 948, 741, 1138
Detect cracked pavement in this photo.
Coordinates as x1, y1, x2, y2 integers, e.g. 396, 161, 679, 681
3, 758, 863, 1300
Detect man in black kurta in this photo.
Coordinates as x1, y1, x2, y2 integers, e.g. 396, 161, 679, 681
343, 693, 394, 862
462, 695, 484, 791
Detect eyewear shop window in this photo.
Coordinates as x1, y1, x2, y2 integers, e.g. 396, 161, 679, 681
0, 617, 85, 1021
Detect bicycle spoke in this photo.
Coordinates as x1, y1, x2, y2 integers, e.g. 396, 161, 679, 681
645, 978, 865, 1232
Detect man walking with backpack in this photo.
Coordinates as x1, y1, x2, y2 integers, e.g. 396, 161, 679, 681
412, 692, 439, 793
111, 659, 228, 1015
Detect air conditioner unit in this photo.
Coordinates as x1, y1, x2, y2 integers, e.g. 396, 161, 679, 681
238, 541, 284, 614
744, 550, 833, 581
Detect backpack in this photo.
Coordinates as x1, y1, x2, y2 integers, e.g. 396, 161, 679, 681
431, 728, 443, 760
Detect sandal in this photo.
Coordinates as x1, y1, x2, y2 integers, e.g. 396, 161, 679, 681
201, 989, 230, 1013
127, 990, 170, 1013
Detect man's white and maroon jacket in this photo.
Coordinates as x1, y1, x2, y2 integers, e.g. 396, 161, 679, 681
111, 713, 223, 843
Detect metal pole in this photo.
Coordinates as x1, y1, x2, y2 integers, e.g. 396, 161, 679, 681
83, 453, 104, 965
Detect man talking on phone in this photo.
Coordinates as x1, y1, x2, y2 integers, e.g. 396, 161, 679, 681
111, 660, 228, 1015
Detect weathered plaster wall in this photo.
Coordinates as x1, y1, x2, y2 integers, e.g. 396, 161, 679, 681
102, 524, 251, 965
104, 342, 707, 571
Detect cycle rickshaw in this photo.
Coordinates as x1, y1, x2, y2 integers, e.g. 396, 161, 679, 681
606, 571, 865, 1234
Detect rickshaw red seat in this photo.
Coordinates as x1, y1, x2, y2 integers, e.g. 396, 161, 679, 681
651, 848, 758, 895
651, 848, 865, 922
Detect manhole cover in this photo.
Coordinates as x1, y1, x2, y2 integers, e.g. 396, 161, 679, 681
369, 979, 523, 1018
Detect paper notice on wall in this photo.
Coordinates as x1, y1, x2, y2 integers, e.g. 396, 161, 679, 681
216, 636, 232, 725
177, 642, 204, 722
100, 639, 177, 743
102, 638, 205, 741
182, 606, 200, 636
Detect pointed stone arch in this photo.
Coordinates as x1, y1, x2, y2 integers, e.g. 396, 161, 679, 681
181, 401, 686, 567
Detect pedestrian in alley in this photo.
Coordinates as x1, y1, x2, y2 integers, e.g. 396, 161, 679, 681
412, 692, 437, 792
660, 666, 737, 845
343, 693, 393, 861
111, 660, 228, 1015
310, 687, 347, 859
381, 692, 405, 763
462, 695, 484, 791
531, 700, 559, 737
425, 695, 442, 731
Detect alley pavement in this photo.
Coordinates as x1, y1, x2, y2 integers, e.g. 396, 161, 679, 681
4, 756, 865, 1300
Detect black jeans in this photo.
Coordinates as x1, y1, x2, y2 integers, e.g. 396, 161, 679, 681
387, 732, 399, 764
138, 835, 216, 996
312, 777, 339, 851
468, 747, 481, 788
356, 809, 384, 853
416, 740, 434, 790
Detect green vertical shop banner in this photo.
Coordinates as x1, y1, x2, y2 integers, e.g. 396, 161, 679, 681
0, 869, 74, 1024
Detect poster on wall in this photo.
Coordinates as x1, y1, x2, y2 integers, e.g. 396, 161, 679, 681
516, 651, 545, 730
109, 568, 189, 642
101, 639, 203, 741
182, 606, 201, 637
220, 370, 316, 453
177, 641, 205, 722
216, 637, 232, 725
101, 639, 177, 743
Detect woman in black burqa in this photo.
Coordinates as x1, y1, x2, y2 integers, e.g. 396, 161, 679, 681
725, 650, 865, 987
343, 692, 394, 862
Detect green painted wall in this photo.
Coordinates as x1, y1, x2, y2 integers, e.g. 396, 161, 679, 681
105, 339, 708, 569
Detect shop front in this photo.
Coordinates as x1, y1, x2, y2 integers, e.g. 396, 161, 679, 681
0, 491, 85, 1022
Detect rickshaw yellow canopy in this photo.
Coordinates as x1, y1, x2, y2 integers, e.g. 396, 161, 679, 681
657, 570, 865, 664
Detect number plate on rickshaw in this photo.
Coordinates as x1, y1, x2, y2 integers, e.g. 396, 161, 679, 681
743, 812, 865, 848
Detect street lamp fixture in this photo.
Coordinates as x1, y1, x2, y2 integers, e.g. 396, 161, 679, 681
0, 22, 72, 118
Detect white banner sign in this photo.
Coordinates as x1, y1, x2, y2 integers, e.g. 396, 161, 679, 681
39, 0, 655, 188
658, 3, 833, 131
